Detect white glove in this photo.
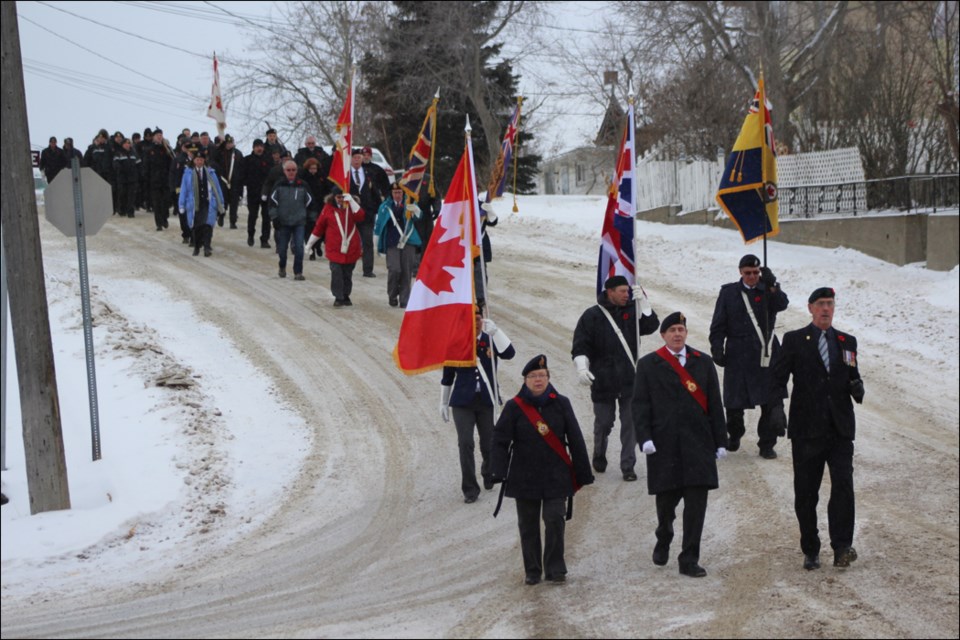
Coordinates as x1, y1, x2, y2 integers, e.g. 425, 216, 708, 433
481, 318, 498, 336
305, 233, 320, 253
261, 194, 267, 201
406, 203, 421, 218
642, 440, 657, 455
179, 208, 186, 215
574, 355, 595, 386
342, 194, 360, 213
638, 293, 653, 317
716, 447, 728, 460
440, 385, 452, 423
490, 326, 511, 353
481, 202, 497, 223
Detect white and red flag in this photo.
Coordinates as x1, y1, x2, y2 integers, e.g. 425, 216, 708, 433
206, 52, 226, 137
327, 69, 355, 193
394, 135, 482, 374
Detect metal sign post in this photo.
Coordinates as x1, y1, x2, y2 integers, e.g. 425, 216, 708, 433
45, 159, 112, 461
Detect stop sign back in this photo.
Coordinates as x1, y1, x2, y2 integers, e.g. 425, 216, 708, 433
44, 167, 113, 237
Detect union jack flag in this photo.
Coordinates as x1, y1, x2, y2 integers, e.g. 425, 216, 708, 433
485, 101, 521, 202
400, 96, 438, 202
596, 102, 636, 295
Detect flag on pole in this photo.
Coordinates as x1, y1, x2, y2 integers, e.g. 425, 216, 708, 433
206, 53, 226, 138
327, 69, 355, 193
400, 94, 439, 203
715, 74, 780, 243
485, 99, 522, 202
394, 136, 482, 374
596, 102, 636, 295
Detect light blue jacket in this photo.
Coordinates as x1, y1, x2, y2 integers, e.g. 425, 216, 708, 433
179, 166, 225, 227
374, 197, 421, 254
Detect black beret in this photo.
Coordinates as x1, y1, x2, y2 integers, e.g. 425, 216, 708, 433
153, 128, 162, 135
522, 354, 549, 377
808, 287, 835, 304
200, 131, 209, 137
252, 138, 264, 147
266, 128, 277, 135
186, 145, 199, 155
659, 311, 687, 333
352, 147, 364, 156
223, 134, 234, 143
739, 254, 761, 268
604, 274, 629, 290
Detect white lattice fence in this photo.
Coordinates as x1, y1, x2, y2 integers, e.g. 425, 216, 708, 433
635, 147, 866, 216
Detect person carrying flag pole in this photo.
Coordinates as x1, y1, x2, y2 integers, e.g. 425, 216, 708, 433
573, 89, 660, 482
394, 118, 515, 504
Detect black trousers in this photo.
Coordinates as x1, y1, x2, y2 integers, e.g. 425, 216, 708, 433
515, 498, 566, 580
151, 185, 169, 230
247, 194, 270, 241
224, 187, 240, 225
727, 400, 785, 450
359, 221, 375, 275
655, 486, 709, 568
451, 396, 493, 500
792, 436, 855, 555
192, 224, 213, 250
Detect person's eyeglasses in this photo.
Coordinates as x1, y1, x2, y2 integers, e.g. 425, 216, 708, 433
525, 373, 549, 380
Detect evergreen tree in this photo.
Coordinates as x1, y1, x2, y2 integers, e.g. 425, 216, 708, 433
360, 1, 539, 193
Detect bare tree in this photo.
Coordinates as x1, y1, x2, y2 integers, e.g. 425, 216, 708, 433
226, 1, 386, 148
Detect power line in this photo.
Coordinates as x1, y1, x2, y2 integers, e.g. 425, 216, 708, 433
18, 14, 196, 99
117, 0, 286, 28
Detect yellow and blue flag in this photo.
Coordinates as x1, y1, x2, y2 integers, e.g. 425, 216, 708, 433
716, 75, 780, 243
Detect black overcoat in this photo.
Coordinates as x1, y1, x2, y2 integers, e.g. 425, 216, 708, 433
571, 293, 659, 403
491, 385, 594, 500
708, 280, 788, 409
631, 345, 727, 495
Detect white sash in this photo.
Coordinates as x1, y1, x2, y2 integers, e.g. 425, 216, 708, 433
598, 305, 636, 371
387, 203, 413, 250
741, 290, 773, 368
334, 208, 356, 254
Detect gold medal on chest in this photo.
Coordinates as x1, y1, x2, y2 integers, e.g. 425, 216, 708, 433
536, 421, 549, 435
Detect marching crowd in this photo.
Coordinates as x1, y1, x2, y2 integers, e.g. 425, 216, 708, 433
38, 128, 866, 588
37, 126, 443, 306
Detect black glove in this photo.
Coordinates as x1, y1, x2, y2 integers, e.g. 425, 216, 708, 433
711, 347, 726, 367
849, 379, 865, 404
760, 266, 777, 288
768, 402, 787, 437
489, 476, 504, 485
272, 219, 280, 230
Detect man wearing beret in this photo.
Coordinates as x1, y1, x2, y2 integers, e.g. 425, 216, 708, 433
490, 354, 594, 585
772, 288, 864, 571
215, 134, 245, 229
709, 254, 789, 459
632, 312, 727, 577
572, 275, 659, 481
244, 138, 273, 248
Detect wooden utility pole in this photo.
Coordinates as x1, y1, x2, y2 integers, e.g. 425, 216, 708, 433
0, 0, 71, 514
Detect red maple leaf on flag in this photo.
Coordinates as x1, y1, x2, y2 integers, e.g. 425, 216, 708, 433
416, 213, 464, 295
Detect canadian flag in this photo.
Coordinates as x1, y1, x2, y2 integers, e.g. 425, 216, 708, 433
327, 69, 354, 194
394, 137, 482, 374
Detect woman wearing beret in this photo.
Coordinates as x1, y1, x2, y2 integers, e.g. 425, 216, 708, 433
490, 355, 594, 585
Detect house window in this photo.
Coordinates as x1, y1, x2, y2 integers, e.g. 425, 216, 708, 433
576, 163, 585, 184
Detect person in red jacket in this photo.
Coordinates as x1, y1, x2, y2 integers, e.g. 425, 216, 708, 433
306, 187, 365, 307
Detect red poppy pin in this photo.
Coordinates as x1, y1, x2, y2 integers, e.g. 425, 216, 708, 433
838, 335, 846, 342
691, 350, 701, 357
478, 340, 487, 348
622, 313, 629, 320
754, 296, 762, 303
549, 393, 557, 399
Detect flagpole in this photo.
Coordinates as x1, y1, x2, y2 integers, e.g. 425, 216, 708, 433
511, 95, 523, 213
628, 82, 642, 364
759, 68, 771, 359
467, 116, 501, 412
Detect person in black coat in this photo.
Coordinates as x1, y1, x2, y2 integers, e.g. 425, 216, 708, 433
112, 138, 140, 218
142, 129, 173, 232
771, 287, 864, 571
39, 136, 67, 184
215, 134, 245, 229
440, 307, 515, 503
632, 312, 727, 578
571, 275, 659, 481
490, 355, 594, 585
244, 139, 273, 248
349, 148, 385, 277
710, 254, 789, 458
